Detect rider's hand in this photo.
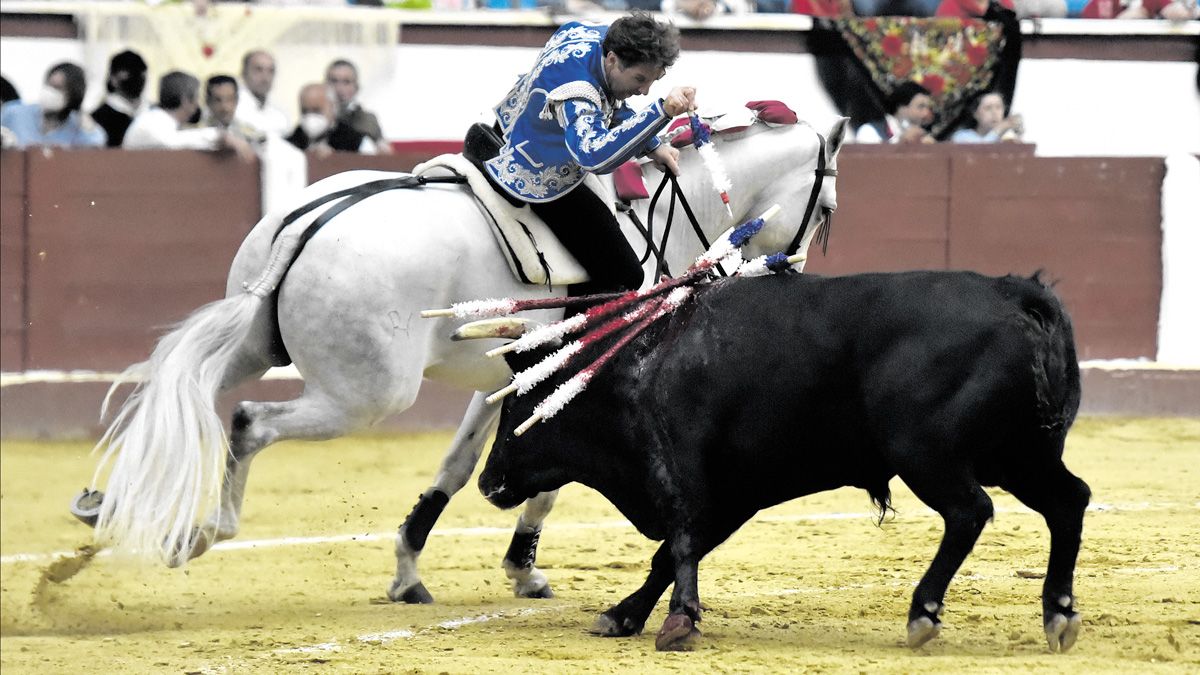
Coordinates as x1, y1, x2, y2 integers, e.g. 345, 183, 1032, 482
648, 144, 681, 176
662, 87, 697, 118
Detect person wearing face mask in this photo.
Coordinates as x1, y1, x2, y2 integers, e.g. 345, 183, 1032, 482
467, 11, 696, 300
123, 70, 254, 163
0, 62, 106, 148
285, 83, 371, 157
91, 50, 148, 148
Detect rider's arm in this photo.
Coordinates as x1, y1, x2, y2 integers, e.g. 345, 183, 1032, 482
560, 99, 670, 175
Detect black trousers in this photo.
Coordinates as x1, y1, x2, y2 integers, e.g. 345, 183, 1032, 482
463, 124, 643, 297
532, 185, 644, 297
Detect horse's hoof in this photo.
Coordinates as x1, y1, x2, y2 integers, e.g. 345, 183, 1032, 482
391, 581, 434, 605
655, 613, 699, 651
518, 583, 554, 600
906, 616, 941, 648
69, 489, 104, 527
1045, 612, 1082, 653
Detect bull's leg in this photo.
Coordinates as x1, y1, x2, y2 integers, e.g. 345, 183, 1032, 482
1001, 460, 1091, 653
389, 392, 500, 604
502, 489, 559, 599
902, 477, 995, 648
592, 540, 676, 638
656, 533, 704, 652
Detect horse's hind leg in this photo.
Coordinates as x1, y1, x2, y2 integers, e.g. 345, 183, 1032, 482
390, 391, 500, 603
187, 394, 359, 561
999, 455, 1091, 653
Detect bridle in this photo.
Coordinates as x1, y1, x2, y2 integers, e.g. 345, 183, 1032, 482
627, 125, 837, 280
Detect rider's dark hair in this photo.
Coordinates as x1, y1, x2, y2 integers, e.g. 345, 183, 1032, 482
885, 81, 931, 115
603, 11, 681, 70
159, 71, 199, 111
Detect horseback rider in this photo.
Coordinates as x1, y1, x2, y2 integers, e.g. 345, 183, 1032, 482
465, 11, 697, 297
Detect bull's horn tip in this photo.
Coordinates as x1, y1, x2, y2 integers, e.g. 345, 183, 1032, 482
420, 308, 454, 318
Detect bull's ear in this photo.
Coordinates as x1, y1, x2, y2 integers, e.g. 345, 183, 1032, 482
826, 117, 849, 160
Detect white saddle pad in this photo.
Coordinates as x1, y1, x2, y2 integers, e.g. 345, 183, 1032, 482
413, 154, 592, 287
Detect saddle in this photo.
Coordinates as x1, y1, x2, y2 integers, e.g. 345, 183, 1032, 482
415, 124, 592, 287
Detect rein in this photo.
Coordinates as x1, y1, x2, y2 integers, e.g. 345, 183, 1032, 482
626, 126, 836, 281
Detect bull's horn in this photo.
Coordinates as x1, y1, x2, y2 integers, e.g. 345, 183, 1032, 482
421, 308, 456, 318
451, 317, 531, 341
760, 204, 782, 222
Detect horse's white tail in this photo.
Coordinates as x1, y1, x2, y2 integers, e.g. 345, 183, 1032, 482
91, 292, 262, 565
91, 215, 307, 566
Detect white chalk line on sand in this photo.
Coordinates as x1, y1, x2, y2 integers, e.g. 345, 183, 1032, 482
2, 500, 1191, 566
3, 360, 1193, 388
266, 558, 1185, 662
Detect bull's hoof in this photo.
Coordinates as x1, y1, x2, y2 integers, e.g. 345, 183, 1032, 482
1045, 612, 1082, 653
590, 611, 642, 637
69, 489, 104, 527
655, 613, 700, 652
389, 581, 434, 605
906, 616, 941, 648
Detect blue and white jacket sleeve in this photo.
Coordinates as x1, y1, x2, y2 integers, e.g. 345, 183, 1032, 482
560, 98, 669, 175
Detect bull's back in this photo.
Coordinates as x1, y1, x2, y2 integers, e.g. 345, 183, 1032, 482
643, 271, 1078, 503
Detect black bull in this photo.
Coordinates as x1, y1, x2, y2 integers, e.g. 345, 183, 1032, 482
478, 270, 1091, 652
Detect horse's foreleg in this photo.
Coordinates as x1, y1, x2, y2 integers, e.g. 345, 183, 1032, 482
503, 489, 558, 599
389, 391, 500, 604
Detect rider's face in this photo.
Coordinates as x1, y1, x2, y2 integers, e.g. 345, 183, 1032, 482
603, 52, 663, 101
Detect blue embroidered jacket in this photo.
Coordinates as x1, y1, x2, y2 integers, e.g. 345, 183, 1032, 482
486, 21, 670, 203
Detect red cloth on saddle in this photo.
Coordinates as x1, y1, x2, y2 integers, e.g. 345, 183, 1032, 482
613, 161, 649, 201
745, 100, 799, 126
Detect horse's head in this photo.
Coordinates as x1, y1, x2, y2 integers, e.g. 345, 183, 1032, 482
640, 114, 849, 273
729, 117, 849, 266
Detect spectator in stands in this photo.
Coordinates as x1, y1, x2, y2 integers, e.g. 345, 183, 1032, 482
0, 62, 106, 148
662, 0, 748, 20
1080, 0, 1198, 17
205, 74, 265, 144
934, 0, 1016, 16
124, 70, 255, 162
1, 76, 19, 106
855, 81, 935, 144
325, 59, 392, 154
91, 50, 148, 148
236, 50, 289, 138
951, 92, 1024, 143
285, 83, 373, 156
790, 0, 854, 15
854, 0, 941, 16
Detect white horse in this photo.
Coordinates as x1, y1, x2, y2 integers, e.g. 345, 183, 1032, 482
82, 115, 848, 603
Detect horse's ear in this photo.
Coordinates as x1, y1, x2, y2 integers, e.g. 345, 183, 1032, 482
826, 117, 850, 160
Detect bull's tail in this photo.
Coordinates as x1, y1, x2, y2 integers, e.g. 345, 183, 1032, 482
92, 217, 310, 566
1001, 273, 1081, 436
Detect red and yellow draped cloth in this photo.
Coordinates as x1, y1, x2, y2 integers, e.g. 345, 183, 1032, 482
834, 17, 1008, 137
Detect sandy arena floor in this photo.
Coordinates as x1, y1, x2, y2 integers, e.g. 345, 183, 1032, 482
2, 417, 1198, 673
